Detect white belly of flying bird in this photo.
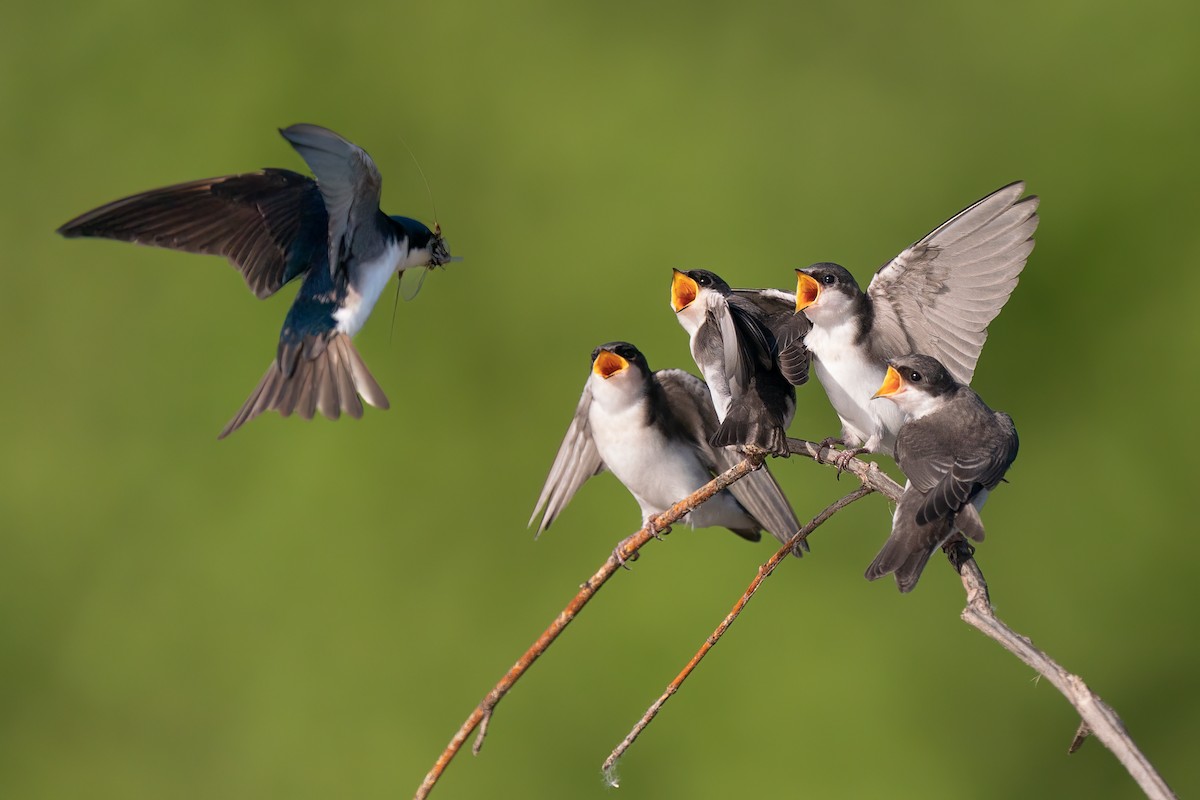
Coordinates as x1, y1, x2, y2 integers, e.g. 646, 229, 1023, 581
333, 240, 406, 336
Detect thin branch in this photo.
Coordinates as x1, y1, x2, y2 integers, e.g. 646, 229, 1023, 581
954, 548, 1176, 799
413, 453, 766, 800
601, 484, 874, 784
786, 438, 1176, 799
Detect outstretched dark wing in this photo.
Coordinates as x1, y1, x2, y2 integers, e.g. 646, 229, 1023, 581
57, 168, 327, 299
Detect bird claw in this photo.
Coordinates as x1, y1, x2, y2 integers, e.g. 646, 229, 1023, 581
612, 538, 641, 569
832, 446, 866, 478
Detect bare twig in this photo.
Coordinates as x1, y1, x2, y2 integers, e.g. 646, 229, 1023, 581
955, 552, 1176, 798
601, 484, 874, 784
786, 438, 1176, 799
413, 453, 766, 800
418, 437, 1174, 799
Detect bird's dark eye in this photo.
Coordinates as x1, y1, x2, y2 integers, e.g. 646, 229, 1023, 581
696, 274, 711, 286
822, 274, 836, 285
909, 371, 922, 382
618, 347, 635, 358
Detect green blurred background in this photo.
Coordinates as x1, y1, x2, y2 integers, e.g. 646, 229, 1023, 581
3, 1, 1197, 797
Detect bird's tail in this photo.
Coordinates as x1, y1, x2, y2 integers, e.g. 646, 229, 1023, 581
865, 491, 958, 593
710, 413, 789, 458
218, 333, 389, 438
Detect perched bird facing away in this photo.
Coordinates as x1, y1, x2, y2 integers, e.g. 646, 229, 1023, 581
670, 269, 809, 457
866, 354, 1018, 593
792, 182, 1037, 465
57, 123, 456, 438
529, 342, 805, 554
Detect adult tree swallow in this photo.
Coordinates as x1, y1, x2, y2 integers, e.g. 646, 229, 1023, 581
792, 182, 1037, 463
529, 342, 804, 553
866, 354, 1018, 592
670, 269, 809, 457
56, 123, 455, 438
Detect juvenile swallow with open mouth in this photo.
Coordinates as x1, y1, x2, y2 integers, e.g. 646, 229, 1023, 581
57, 123, 456, 438
792, 181, 1037, 464
865, 354, 1018, 592
670, 269, 809, 457
529, 342, 804, 553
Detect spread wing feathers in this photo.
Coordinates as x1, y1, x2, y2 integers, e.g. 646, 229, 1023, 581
864, 484, 958, 593
279, 124, 383, 276
658, 370, 804, 553
732, 288, 812, 385
866, 181, 1039, 384
56, 169, 327, 299
218, 333, 388, 439
528, 385, 605, 537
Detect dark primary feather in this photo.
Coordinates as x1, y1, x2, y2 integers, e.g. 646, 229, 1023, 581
709, 368, 795, 458
56, 169, 328, 299
731, 288, 812, 386
697, 285, 800, 455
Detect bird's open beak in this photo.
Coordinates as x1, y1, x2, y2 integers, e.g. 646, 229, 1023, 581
593, 349, 629, 379
795, 270, 821, 312
873, 365, 903, 399
671, 269, 698, 312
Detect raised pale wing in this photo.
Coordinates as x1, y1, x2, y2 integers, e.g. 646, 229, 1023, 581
528, 383, 605, 537
867, 182, 1039, 384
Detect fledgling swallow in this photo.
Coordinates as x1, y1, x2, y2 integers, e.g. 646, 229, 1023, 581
670, 269, 809, 457
529, 342, 805, 553
792, 182, 1037, 463
865, 354, 1018, 592
57, 123, 456, 438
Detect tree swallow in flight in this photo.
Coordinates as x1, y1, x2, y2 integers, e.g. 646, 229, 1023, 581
670, 269, 808, 457
792, 182, 1036, 463
57, 123, 456, 438
530, 342, 804, 553
866, 354, 1018, 592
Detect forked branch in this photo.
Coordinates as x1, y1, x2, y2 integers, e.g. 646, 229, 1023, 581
415, 439, 1175, 800
601, 484, 875, 784
786, 438, 1173, 798
413, 453, 767, 800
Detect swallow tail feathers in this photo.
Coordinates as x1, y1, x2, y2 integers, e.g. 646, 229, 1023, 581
218, 333, 388, 438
